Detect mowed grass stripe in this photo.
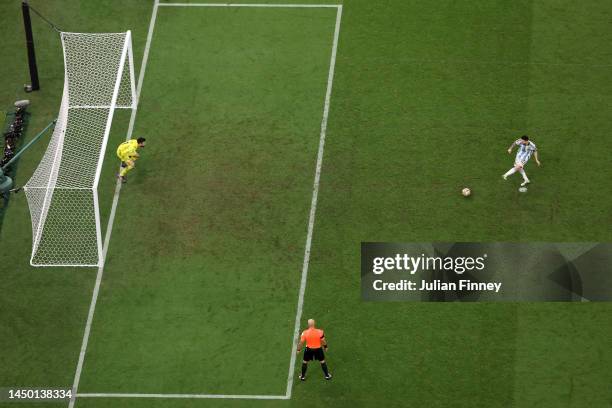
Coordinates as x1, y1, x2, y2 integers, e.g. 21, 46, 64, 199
76, 6, 337, 395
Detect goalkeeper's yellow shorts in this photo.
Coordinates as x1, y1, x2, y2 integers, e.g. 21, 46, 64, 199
118, 153, 135, 163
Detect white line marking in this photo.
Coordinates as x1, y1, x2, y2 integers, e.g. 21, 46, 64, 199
77, 393, 288, 400
24, 187, 93, 190
69, 3, 341, 402
285, 4, 342, 399
158, 2, 340, 8
68, 1, 160, 407
68, 105, 134, 109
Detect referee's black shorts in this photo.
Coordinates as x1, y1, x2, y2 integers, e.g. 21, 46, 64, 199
303, 347, 325, 361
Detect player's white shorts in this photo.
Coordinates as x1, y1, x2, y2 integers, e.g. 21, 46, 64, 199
514, 159, 528, 168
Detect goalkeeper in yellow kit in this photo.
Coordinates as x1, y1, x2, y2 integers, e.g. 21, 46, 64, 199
116, 137, 146, 183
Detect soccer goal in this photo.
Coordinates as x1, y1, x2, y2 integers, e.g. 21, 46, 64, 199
24, 31, 136, 267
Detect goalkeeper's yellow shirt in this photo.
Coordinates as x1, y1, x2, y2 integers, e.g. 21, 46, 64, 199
116, 139, 139, 161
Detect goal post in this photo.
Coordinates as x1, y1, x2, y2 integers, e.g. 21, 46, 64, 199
24, 31, 136, 267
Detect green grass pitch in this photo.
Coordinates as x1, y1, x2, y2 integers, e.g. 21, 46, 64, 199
1, 1, 612, 407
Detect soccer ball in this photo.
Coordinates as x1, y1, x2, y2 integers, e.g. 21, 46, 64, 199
461, 187, 471, 197
518, 186, 528, 193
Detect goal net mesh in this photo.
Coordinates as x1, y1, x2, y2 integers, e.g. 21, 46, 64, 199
24, 32, 136, 267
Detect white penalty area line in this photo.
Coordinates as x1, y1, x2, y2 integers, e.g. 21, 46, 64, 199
158, 2, 341, 8
69, 1, 341, 404
68, 1, 160, 407
285, 3, 342, 400
77, 393, 288, 400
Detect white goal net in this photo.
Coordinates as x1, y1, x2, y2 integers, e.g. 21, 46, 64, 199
24, 31, 136, 267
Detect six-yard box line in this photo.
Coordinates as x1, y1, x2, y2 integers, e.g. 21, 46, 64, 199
68, 1, 343, 405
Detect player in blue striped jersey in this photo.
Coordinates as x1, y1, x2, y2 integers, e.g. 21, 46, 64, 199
502, 135, 541, 186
